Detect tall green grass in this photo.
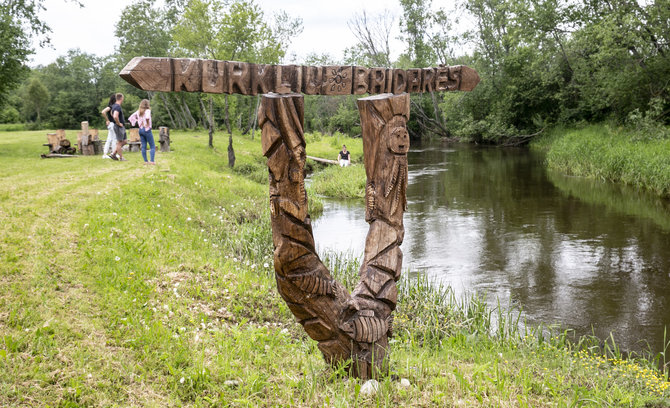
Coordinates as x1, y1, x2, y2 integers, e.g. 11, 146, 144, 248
533, 124, 670, 198
310, 164, 366, 198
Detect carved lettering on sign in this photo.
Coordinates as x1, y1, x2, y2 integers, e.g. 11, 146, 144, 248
302, 66, 323, 95
174, 58, 202, 92
406, 68, 422, 94
369, 68, 386, 94
447, 66, 462, 91
353, 66, 370, 95
251, 64, 274, 95
434, 66, 450, 92
202, 59, 226, 93
228, 61, 250, 95
392, 69, 407, 94
275, 65, 302, 94
422, 68, 435, 93
121, 57, 481, 95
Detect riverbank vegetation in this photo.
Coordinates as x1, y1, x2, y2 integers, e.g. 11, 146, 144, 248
532, 124, 670, 198
1, 130, 669, 406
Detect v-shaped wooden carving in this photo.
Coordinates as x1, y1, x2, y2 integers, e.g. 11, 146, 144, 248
119, 56, 479, 378
259, 92, 409, 378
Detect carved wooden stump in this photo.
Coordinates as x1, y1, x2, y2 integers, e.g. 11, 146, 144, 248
260, 92, 409, 378
159, 127, 170, 152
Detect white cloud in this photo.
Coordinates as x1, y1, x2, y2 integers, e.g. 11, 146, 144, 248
31, 0, 405, 66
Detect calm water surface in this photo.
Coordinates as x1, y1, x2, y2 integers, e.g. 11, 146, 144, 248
312, 141, 670, 356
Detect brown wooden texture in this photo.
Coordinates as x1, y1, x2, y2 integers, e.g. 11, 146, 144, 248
46, 132, 63, 152
81, 122, 89, 146
129, 128, 140, 142
76, 122, 99, 155
120, 57, 480, 95
45, 131, 76, 155
159, 127, 170, 152
260, 93, 409, 378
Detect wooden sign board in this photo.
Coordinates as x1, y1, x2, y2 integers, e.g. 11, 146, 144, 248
120, 57, 480, 96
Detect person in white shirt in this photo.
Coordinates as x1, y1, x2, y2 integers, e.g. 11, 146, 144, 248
100, 94, 117, 158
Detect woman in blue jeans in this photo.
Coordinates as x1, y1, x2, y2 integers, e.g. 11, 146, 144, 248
128, 99, 156, 164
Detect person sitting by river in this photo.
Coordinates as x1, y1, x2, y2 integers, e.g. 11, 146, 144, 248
338, 145, 350, 167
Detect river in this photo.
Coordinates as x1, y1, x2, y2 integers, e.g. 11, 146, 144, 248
311, 140, 670, 357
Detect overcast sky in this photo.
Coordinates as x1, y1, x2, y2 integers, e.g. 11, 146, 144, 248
30, 0, 408, 67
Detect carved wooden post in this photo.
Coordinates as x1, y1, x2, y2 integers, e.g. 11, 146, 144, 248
259, 92, 409, 378
351, 92, 409, 375
159, 126, 170, 152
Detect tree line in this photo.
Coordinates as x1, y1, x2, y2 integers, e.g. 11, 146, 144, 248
1, 0, 668, 147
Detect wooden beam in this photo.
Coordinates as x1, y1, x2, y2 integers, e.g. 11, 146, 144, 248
306, 155, 339, 165
120, 57, 480, 95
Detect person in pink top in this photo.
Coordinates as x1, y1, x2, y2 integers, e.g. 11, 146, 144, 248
128, 99, 156, 164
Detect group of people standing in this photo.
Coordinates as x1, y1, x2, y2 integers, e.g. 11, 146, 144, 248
101, 93, 156, 164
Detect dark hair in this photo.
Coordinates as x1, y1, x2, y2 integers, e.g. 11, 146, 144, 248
107, 93, 116, 107
115, 93, 124, 101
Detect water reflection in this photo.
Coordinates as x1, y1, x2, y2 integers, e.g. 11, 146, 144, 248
312, 141, 670, 356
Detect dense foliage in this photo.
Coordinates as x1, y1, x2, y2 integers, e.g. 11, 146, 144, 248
1, 0, 668, 144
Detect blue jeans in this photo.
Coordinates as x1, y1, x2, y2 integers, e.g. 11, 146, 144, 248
139, 128, 155, 162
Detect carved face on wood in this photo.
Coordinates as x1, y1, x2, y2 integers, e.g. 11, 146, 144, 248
385, 117, 409, 155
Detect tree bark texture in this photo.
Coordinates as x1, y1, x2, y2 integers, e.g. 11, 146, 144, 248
159, 93, 177, 129
259, 92, 409, 378
227, 133, 235, 168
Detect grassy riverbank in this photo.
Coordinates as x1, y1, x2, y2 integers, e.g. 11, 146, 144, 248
306, 135, 365, 199
1, 130, 669, 407
531, 124, 670, 198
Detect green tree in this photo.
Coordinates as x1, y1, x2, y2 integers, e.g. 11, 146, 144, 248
0, 1, 80, 107
23, 77, 50, 123
36, 50, 114, 128
172, 0, 302, 165
115, 0, 174, 61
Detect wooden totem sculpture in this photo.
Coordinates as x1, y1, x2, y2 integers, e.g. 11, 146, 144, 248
258, 93, 409, 377
120, 57, 479, 378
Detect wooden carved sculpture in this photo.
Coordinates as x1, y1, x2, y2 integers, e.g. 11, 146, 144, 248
259, 92, 409, 378
119, 56, 480, 378
120, 57, 479, 96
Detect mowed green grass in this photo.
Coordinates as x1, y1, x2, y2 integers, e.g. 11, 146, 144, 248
1, 129, 669, 407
